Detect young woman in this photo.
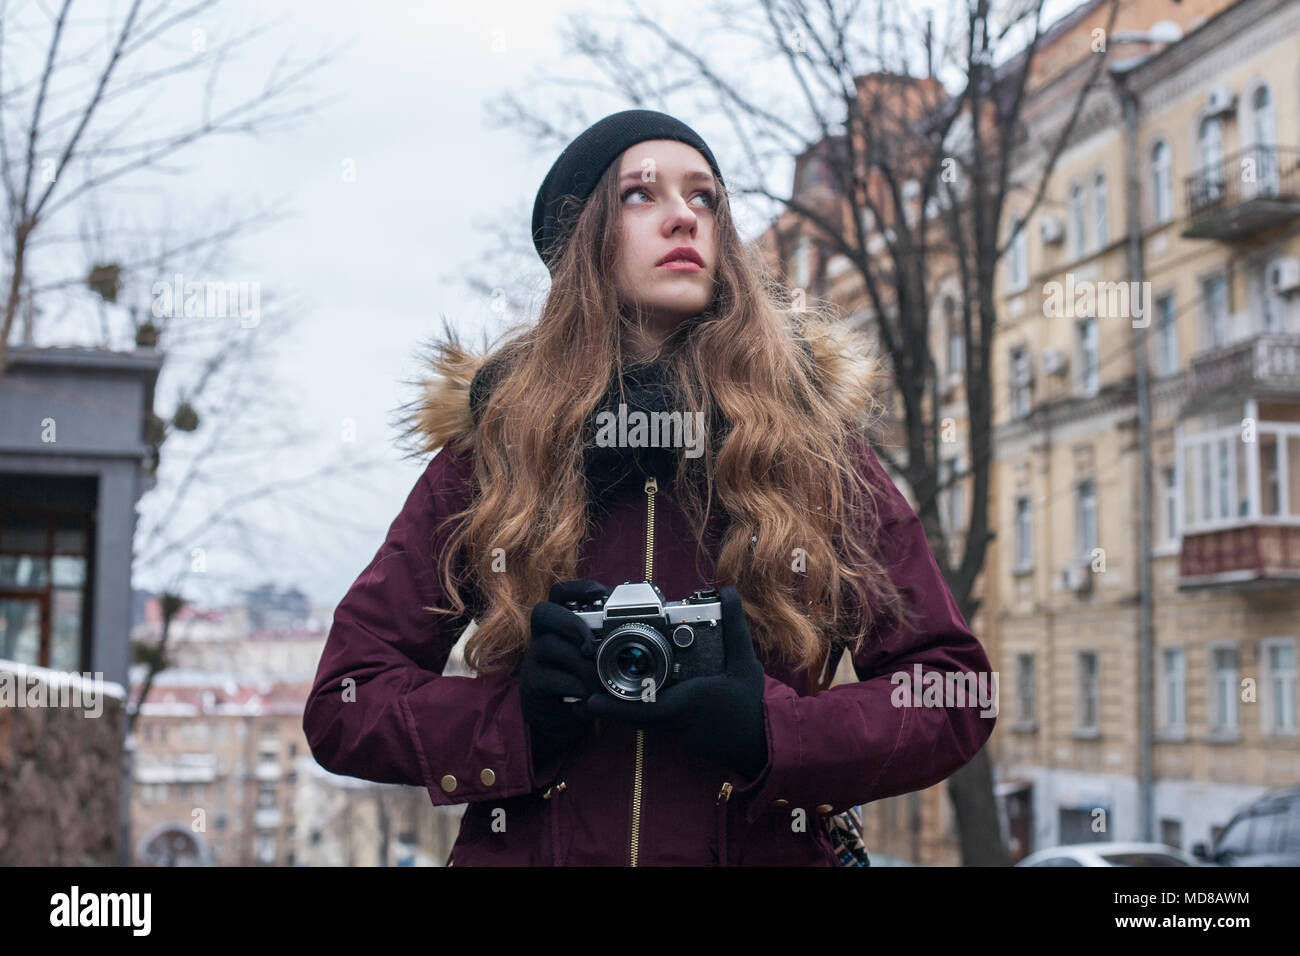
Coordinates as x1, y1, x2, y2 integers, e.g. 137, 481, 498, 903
303, 109, 995, 866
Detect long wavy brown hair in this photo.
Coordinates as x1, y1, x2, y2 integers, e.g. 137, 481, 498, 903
425, 156, 911, 687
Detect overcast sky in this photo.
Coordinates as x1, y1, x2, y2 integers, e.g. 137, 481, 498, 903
138, 0, 787, 607
10, 0, 1082, 608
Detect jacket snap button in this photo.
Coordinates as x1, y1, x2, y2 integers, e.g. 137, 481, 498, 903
440, 774, 458, 793
480, 768, 496, 786
773, 798, 790, 806
816, 803, 833, 814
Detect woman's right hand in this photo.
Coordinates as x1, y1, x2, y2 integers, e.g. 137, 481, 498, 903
519, 579, 609, 771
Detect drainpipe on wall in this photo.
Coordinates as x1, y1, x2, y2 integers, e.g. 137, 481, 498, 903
1111, 60, 1155, 844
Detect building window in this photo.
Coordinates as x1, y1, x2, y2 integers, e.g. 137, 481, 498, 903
1210, 645, 1239, 733
1155, 294, 1178, 375
1261, 432, 1282, 516
1077, 317, 1099, 396
0, 484, 94, 672
1151, 140, 1173, 223
1067, 182, 1086, 259
1252, 259, 1285, 333
1262, 638, 1296, 734
793, 235, 811, 289
1011, 347, 1032, 418
939, 456, 965, 539
1078, 651, 1099, 731
1092, 171, 1107, 250
1201, 274, 1229, 348
1160, 647, 1186, 731
1076, 479, 1098, 559
1014, 495, 1033, 571
1250, 84, 1278, 195
1199, 115, 1225, 200
1161, 466, 1178, 546
944, 295, 964, 375
1016, 653, 1035, 724
1009, 216, 1028, 291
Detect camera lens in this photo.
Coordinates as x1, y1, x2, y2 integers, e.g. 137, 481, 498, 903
617, 644, 651, 679
595, 623, 672, 700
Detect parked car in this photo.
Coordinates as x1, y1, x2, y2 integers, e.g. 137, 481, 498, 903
1193, 787, 1300, 866
1016, 841, 1201, 866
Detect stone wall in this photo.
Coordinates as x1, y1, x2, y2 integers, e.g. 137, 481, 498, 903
0, 664, 124, 865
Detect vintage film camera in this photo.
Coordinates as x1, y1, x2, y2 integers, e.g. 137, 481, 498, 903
563, 582, 724, 700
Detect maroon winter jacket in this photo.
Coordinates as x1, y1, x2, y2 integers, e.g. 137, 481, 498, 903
303, 340, 996, 867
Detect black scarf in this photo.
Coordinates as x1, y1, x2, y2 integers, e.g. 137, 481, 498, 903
469, 354, 729, 501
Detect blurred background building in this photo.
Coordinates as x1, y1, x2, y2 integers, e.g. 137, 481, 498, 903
762, 0, 1299, 863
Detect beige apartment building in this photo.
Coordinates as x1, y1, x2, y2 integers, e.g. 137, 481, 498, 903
758, 0, 1298, 862
994, 0, 1300, 854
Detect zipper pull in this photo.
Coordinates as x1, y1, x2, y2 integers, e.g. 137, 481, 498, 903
645, 476, 657, 495
542, 781, 567, 800
716, 781, 733, 804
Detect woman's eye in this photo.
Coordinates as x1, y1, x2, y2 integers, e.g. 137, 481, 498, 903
621, 186, 717, 210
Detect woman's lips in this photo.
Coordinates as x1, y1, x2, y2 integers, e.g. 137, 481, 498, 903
657, 261, 703, 271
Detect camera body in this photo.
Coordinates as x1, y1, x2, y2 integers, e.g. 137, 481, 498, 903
564, 582, 724, 700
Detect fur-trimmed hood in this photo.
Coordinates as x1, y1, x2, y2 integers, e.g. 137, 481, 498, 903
401, 318, 885, 457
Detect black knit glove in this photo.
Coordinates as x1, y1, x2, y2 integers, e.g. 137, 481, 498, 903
519, 579, 609, 773
583, 586, 769, 780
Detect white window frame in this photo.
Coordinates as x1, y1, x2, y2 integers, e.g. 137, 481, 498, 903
1008, 216, 1028, 291
1092, 171, 1108, 250
1176, 398, 1300, 534
1077, 317, 1099, 396
1160, 464, 1179, 548
1248, 82, 1278, 197
1155, 293, 1178, 375
1078, 651, 1099, 732
1014, 494, 1033, 571
1011, 346, 1032, 418
1076, 478, 1098, 559
1198, 114, 1225, 201
1158, 646, 1186, 733
1151, 140, 1173, 223
1016, 652, 1035, 725
945, 295, 965, 376
793, 235, 811, 289
1068, 181, 1087, 259
1201, 272, 1229, 349
1207, 641, 1239, 734
1261, 637, 1297, 735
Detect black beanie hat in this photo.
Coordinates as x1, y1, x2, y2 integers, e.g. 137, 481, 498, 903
531, 109, 725, 272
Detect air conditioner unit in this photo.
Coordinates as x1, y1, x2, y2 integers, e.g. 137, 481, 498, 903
1061, 559, 1094, 594
1040, 215, 1064, 245
1270, 258, 1300, 296
1206, 86, 1237, 117
1042, 348, 1068, 376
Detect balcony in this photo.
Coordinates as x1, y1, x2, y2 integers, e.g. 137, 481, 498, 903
1186, 333, 1300, 409
1183, 146, 1300, 241
254, 806, 282, 829
1176, 401, 1300, 588
1180, 525, 1300, 587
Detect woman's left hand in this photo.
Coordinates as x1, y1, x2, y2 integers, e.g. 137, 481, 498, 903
584, 585, 768, 780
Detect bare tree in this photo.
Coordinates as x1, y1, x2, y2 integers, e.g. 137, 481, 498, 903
0, 0, 343, 369
487, 0, 1120, 865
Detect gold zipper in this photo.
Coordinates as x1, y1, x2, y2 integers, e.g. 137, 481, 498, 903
629, 474, 658, 867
